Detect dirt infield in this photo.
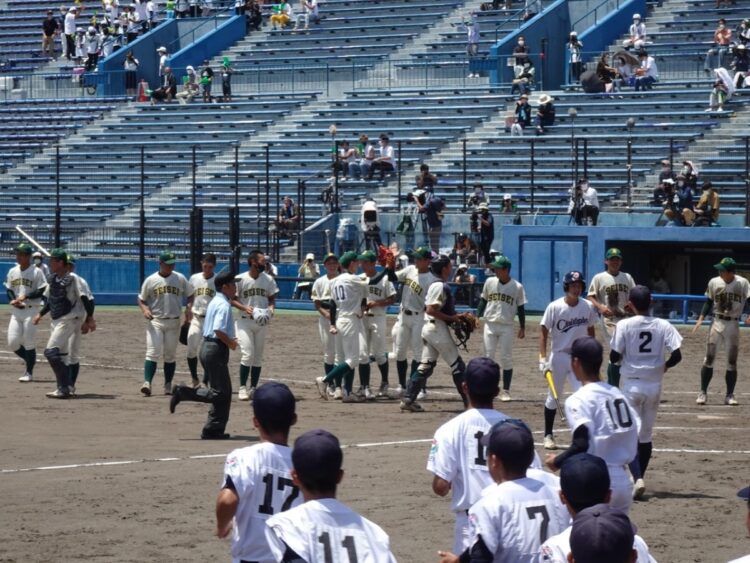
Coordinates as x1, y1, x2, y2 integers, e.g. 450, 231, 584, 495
0, 308, 748, 562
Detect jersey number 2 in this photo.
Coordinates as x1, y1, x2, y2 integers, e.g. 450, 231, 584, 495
638, 331, 653, 353
258, 473, 300, 515
319, 531, 358, 563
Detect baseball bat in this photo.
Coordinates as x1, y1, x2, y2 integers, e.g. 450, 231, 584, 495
15, 225, 50, 256
544, 369, 566, 422
324, 229, 332, 254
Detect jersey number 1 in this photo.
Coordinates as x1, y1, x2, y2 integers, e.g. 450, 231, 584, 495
319, 531, 358, 563
258, 473, 300, 515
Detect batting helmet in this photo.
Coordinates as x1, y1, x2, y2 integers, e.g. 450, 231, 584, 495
430, 255, 452, 277
562, 271, 586, 292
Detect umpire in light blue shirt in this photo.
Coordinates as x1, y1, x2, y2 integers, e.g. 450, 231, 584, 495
170, 271, 238, 439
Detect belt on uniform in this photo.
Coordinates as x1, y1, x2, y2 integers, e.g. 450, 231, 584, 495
402, 309, 424, 316
716, 314, 739, 321
365, 312, 376, 317
157, 316, 180, 320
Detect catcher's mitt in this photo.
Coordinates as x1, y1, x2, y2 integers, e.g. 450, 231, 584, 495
377, 245, 396, 270
179, 321, 189, 345
451, 312, 479, 351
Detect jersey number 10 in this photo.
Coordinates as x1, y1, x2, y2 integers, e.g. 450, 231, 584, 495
604, 398, 634, 430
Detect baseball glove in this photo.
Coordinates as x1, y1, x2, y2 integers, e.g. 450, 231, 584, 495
253, 307, 272, 327
451, 312, 479, 351
179, 321, 189, 345
377, 245, 396, 270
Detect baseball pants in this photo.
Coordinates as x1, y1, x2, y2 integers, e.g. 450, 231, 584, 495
482, 321, 514, 369
145, 317, 181, 363
545, 352, 581, 410
236, 316, 268, 368
420, 320, 460, 369
336, 313, 368, 369
318, 316, 342, 365
186, 315, 205, 359
621, 378, 661, 442
46, 316, 79, 390
362, 313, 388, 364
608, 464, 634, 515
8, 307, 38, 351
68, 316, 85, 365
703, 320, 739, 370
394, 310, 424, 362
453, 511, 470, 554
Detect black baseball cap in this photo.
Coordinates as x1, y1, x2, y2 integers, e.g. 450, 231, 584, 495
292, 429, 342, 484
214, 271, 236, 290
570, 504, 635, 563
464, 357, 500, 396
480, 418, 534, 464
628, 285, 651, 312
252, 382, 296, 430
570, 337, 603, 366
738, 486, 750, 501
560, 453, 611, 508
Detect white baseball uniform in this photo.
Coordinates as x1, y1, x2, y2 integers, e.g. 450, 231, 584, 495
68, 272, 93, 366
361, 272, 396, 365
330, 272, 369, 369
587, 270, 635, 335
139, 271, 192, 363
702, 274, 750, 371
564, 382, 640, 514
540, 297, 598, 410
421, 281, 460, 370
187, 272, 216, 359
44, 273, 87, 358
394, 266, 436, 362
235, 271, 278, 368
611, 315, 682, 442
265, 498, 397, 563
481, 277, 527, 369
540, 526, 656, 562
467, 477, 570, 562
5, 264, 47, 353
312, 274, 342, 365
221, 442, 302, 563
427, 408, 544, 553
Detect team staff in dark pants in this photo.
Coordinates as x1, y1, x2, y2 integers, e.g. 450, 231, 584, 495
170, 271, 238, 439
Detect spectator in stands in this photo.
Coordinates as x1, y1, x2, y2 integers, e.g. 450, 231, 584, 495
513, 35, 529, 66
731, 44, 749, 89
692, 181, 720, 226
270, 0, 293, 30
613, 55, 635, 90
146, 0, 157, 27
123, 51, 139, 95
511, 60, 534, 96
84, 26, 100, 70
351, 134, 374, 180
511, 93, 532, 136
418, 194, 446, 252
652, 177, 674, 207
634, 50, 658, 91
151, 66, 177, 104
705, 19, 732, 72
501, 193, 516, 213
63, 6, 77, 61
477, 202, 494, 265
416, 163, 437, 192
453, 265, 477, 305
596, 53, 617, 93
220, 62, 233, 102
657, 159, 674, 184
175, 0, 189, 18
463, 15, 481, 77
126, 5, 141, 43
568, 31, 583, 82
367, 134, 396, 181
569, 178, 599, 225
134, 0, 148, 27
680, 159, 699, 191
200, 60, 214, 103
468, 183, 489, 208
75, 27, 86, 63
42, 11, 60, 59
245, 0, 262, 30
277, 196, 300, 233
534, 93, 555, 134
176, 65, 200, 104
101, 27, 116, 58
715, 0, 732, 8
294, 0, 319, 31
664, 176, 694, 226
333, 140, 357, 179
188, 0, 200, 17
622, 13, 646, 51
737, 18, 750, 45
294, 254, 319, 300
453, 233, 478, 265
707, 72, 730, 112
234, 0, 245, 16
157, 46, 168, 77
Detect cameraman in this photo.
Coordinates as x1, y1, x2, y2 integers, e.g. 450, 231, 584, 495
467, 183, 489, 208
477, 202, 494, 265
568, 178, 599, 225
664, 175, 693, 226
417, 193, 445, 252
416, 163, 438, 192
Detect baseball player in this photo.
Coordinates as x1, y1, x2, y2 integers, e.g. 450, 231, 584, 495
587, 247, 636, 387
540, 453, 655, 563
539, 271, 598, 450
610, 285, 682, 500
265, 429, 397, 562
215, 382, 302, 562
32, 250, 50, 279
477, 255, 527, 401
232, 250, 278, 401
545, 337, 639, 515
138, 251, 193, 397
359, 250, 397, 398
32, 249, 94, 399
186, 253, 217, 388
693, 257, 750, 406
5, 243, 47, 382
437, 419, 569, 563
66, 255, 96, 394
401, 255, 467, 413
392, 246, 435, 393
428, 357, 545, 554
311, 253, 342, 395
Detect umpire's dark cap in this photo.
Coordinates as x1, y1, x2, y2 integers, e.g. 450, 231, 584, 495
252, 382, 296, 429
480, 418, 534, 461
570, 504, 635, 563
560, 453, 611, 507
628, 285, 651, 312
464, 357, 500, 396
571, 337, 603, 365
292, 429, 342, 481
214, 271, 236, 290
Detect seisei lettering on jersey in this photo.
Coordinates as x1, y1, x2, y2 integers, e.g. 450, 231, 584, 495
467, 478, 570, 562
705, 275, 750, 317
222, 442, 301, 563
139, 271, 192, 318
235, 272, 278, 309
540, 297, 598, 353
188, 273, 216, 315
396, 265, 436, 312
360, 273, 396, 316
265, 498, 397, 563
611, 315, 683, 382
5, 265, 47, 305
312, 274, 337, 302
481, 278, 527, 324
588, 271, 635, 315
564, 383, 640, 466
330, 272, 369, 315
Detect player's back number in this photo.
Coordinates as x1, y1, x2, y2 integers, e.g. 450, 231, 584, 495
638, 331, 653, 353
526, 505, 550, 543
604, 398, 633, 430
258, 472, 300, 515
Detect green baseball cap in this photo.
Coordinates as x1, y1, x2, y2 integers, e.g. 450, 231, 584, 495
49, 248, 68, 262
66, 254, 76, 265
323, 252, 339, 264
490, 255, 511, 269
14, 243, 33, 254
357, 250, 377, 262
714, 257, 737, 271
605, 247, 623, 259
414, 246, 432, 260
338, 250, 359, 268
159, 250, 177, 265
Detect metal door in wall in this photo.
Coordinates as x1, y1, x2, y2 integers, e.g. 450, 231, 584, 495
519, 237, 587, 312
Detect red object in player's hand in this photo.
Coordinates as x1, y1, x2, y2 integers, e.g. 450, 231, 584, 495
377, 245, 395, 269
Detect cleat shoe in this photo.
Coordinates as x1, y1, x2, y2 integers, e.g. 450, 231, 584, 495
696, 391, 707, 405
399, 399, 424, 413
46, 388, 71, 399
164, 382, 173, 395
499, 390, 511, 402
417, 389, 427, 401
327, 384, 336, 397
395, 385, 404, 397
248, 386, 256, 400
364, 386, 375, 400
633, 478, 646, 500
169, 389, 181, 413
238, 386, 249, 401
18, 372, 32, 383
191, 377, 201, 389
377, 382, 389, 397
140, 381, 152, 396
68, 386, 76, 396
333, 387, 343, 400
725, 394, 739, 406
543, 434, 557, 450
342, 391, 366, 403
315, 376, 329, 400
201, 432, 230, 440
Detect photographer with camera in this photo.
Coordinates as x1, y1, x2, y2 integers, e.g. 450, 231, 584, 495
568, 178, 599, 226
416, 163, 438, 192
416, 192, 446, 252
475, 202, 494, 265
663, 176, 694, 226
